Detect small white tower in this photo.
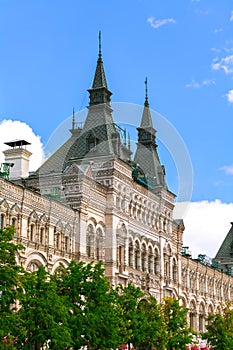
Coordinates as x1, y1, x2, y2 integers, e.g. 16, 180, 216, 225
3, 140, 32, 179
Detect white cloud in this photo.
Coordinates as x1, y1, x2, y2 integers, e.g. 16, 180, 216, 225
214, 28, 223, 33
147, 17, 176, 29
220, 164, 233, 174
186, 79, 215, 88
230, 10, 233, 22
0, 120, 45, 172
175, 200, 233, 259
212, 55, 233, 74
226, 89, 233, 103
211, 47, 221, 53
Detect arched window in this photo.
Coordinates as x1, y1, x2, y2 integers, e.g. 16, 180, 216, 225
148, 247, 153, 274
189, 301, 196, 330
27, 261, 40, 272
135, 241, 140, 270
30, 224, 35, 242
116, 224, 126, 273
0, 213, 5, 229
64, 235, 69, 252
56, 233, 60, 249
154, 249, 159, 275
96, 228, 104, 260
172, 259, 177, 282
54, 228, 61, 250
128, 238, 133, 268
86, 224, 94, 258
141, 243, 146, 272
11, 217, 17, 228
39, 227, 44, 245
199, 303, 205, 333
28, 212, 38, 243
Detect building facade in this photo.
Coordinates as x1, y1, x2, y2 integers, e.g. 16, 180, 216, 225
1, 38, 233, 333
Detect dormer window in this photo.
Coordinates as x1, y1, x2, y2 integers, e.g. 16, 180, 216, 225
86, 131, 99, 152
87, 137, 96, 151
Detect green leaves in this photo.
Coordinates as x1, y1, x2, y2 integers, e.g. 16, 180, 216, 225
0, 226, 24, 346
56, 261, 123, 350
0, 228, 196, 349
204, 301, 233, 350
162, 297, 193, 350
17, 267, 72, 349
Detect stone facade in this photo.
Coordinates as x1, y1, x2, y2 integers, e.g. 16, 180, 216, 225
1, 158, 233, 333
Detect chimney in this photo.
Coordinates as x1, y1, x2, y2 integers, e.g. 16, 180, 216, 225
3, 140, 32, 179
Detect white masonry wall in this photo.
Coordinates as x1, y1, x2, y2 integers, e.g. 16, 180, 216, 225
3, 148, 32, 179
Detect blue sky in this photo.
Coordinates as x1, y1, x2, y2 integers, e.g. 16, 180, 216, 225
0, 0, 233, 257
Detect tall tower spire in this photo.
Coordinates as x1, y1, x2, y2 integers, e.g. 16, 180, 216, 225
98, 30, 102, 59
88, 32, 112, 106
72, 107, 75, 130
140, 77, 154, 129
145, 77, 149, 107
134, 79, 167, 189
64, 32, 131, 164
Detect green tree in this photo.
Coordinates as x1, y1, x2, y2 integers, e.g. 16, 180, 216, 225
132, 296, 167, 350
55, 260, 123, 350
162, 297, 193, 350
0, 226, 24, 348
115, 283, 145, 348
17, 266, 72, 350
83, 262, 123, 350
203, 301, 233, 350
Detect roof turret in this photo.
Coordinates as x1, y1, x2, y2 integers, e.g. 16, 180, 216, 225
134, 78, 167, 189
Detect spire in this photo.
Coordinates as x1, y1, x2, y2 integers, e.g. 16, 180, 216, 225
72, 107, 75, 130
88, 32, 112, 106
64, 32, 131, 164
91, 31, 108, 90
134, 79, 167, 189
145, 77, 149, 107
98, 30, 102, 59
140, 78, 154, 129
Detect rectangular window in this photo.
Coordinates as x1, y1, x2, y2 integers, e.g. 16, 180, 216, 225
0, 214, 5, 229
40, 228, 44, 244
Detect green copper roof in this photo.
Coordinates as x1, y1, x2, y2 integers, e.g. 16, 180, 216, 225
215, 223, 233, 259
92, 56, 108, 89
134, 85, 167, 189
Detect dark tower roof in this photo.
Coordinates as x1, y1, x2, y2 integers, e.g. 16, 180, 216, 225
215, 222, 233, 260
88, 32, 112, 107
134, 78, 167, 189
30, 33, 131, 183
63, 32, 130, 166
91, 32, 108, 90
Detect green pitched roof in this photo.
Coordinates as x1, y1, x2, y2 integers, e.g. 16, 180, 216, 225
92, 56, 108, 89
215, 222, 233, 259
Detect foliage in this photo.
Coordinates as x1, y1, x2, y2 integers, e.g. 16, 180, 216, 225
0, 229, 196, 349
55, 260, 123, 350
115, 282, 144, 347
203, 301, 233, 350
0, 226, 24, 347
162, 297, 193, 350
132, 296, 167, 350
17, 266, 72, 350
0, 226, 23, 311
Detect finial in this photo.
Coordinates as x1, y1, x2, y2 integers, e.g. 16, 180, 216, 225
144, 77, 149, 107
98, 31, 102, 59
72, 107, 75, 130
128, 131, 131, 151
